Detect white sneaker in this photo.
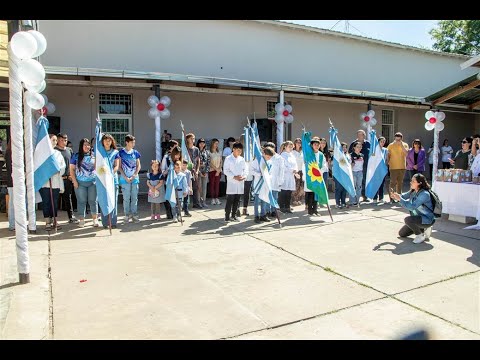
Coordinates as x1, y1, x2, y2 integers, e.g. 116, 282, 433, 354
173, 217, 178, 223
124, 216, 129, 224
132, 215, 140, 223
424, 227, 433, 240
377, 201, 385, 206
413, 234, 426, 244
92, 218, 99, 227
78, 219, 85, 227
211, 199, 216, 206
216, 198, 221, 205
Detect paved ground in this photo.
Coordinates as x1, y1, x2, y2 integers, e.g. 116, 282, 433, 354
1, 195, 479, 339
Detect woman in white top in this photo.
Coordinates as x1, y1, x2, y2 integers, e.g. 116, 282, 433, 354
279, 141, 299, 213
264, 142, 285, 215
209, 138, 223, 205
291, 138, 304, 205
441, 139, 453, 169
471, 135, 480, 176
38, 134, 66, 230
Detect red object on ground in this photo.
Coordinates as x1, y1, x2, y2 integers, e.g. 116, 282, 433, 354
79, 279, 87, 283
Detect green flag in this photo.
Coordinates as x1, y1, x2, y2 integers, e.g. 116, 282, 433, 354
302, 131, 329, 205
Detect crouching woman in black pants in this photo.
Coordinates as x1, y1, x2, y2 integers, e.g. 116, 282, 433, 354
390, 173, 435, 244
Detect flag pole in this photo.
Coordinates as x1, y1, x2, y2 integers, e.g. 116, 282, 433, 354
326, 202, 334, 222
48, 179, 57, 233
108, 213, 112, 235
274, 208, 282, 227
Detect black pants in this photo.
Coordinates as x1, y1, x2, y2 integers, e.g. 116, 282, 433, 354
305, 192, 318, 214
442, 162, 450, 169
164, 200, 173, 219
429, 163, 434, 180
60, 178, 75, 219
243, 180, 252, 209
361, 163, 367, 198
279, 190, 292, 210
399, 216, 433, 236
225, 194, 241, 219
373, 177, 385, 201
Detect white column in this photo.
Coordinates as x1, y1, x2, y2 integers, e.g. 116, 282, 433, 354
23, 100, 37, 232
276, 90, 284, 152
432, 127, 439, 191
8, 44, 30, 278
155, 115, 161, 160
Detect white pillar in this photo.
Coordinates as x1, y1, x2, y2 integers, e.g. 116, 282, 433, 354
8, 44, 30, 280
155, 115, 161, 161
432, 127, 439, 191
24, 100, 36, 232
276, 90, 284, 152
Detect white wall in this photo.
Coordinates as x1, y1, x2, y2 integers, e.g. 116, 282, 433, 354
38, 20, 478, 98
45, 85, 476, 163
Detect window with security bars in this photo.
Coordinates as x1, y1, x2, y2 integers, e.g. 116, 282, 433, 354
381, 109, 395, 145
99, 93, 132, 147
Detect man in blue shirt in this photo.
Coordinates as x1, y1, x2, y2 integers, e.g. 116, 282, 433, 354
119, 134, 142, 224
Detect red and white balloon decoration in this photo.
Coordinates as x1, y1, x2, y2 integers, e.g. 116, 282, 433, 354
424, 110, 445, 132
147, 95, 171, 120
274, 103, 294, 124
360, 110, 377, 128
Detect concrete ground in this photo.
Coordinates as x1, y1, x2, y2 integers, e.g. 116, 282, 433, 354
1, 195, 479, 340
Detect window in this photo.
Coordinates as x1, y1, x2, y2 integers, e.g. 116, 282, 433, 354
99, 94, 132, 146
381, 109, 395, 145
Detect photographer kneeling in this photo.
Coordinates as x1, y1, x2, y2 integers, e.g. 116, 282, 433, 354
390, 173, 435, 244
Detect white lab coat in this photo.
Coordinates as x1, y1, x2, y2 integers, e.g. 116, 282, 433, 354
223, 154, 248, 194
303, 151, 323, 193
250, 159, 262, 191
281, 151, 297, 191
269, 153, 285, 192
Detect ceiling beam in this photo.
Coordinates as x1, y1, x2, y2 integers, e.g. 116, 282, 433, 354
469, 98, 480, 110
432, 78, 480, 105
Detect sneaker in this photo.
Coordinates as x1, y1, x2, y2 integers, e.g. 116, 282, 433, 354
78, 219, 85, 227
211, 199, 216, 206
377, 201, 385, 206
156, 214, 161, 220
260, 215, 271, 222
184, 211, 192, 217
413, 234, 426, 244
173, 217, 179, 223
69, 217, 80, 224
224, 217, 230, 223
216, 198, 221, 205
424, 227, 433, 240
242, 209, 249, 216
335, 205, 342, 209
202, 202, 208, 208
151, 215, 156, 220
372, 199, 378, 204
254, 216, 262, 224
124, 216, 129, 224
132, 215, 140, 223
231, 216, 240, 222
93, 218, 99, 227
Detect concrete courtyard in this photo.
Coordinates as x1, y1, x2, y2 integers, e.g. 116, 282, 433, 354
1, 196, 479, 340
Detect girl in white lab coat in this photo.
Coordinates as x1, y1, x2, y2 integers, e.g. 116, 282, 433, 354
279, 141, 299, 213
223, 142, 248, 222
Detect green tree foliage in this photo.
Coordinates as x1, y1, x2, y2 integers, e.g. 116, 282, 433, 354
429, 20, 480, 56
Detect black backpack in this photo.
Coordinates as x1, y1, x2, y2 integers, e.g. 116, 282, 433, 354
427, 189, 442, 218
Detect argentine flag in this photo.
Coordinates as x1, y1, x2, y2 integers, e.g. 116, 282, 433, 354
243, 126, 252, 162
95, 119, 115, 216
365, 129, 388, 199
250, 124, 278, 209
165, 161, 177, 207
180, 120, 192, 165
329, 127, 356, 198
33, 116, 60, 192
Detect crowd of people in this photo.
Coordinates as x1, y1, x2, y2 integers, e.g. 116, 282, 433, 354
3, 128, 479, 244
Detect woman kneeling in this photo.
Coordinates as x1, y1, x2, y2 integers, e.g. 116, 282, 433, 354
390, 173, 435, 244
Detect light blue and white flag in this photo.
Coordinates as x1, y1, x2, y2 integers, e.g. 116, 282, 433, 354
243, 126, 252, 162
329, 127, 356, 198
250, 123, 278, 209
365, 129, 388, 199
33, 116, 60, 192
180, 120, 192, 164
95, 119, 115, 217
165, 160, 177, 207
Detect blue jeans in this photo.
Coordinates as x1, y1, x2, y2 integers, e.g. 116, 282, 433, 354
8, 187, 15, 230
75, 180, 98, 218
334, 177, 347, 206
269, 190, 279, 212
39, 187, 60, 218
121, 182, 139, 216
254, 194, 267, 217
351, 171, 363, 204
100, 185, 118, 226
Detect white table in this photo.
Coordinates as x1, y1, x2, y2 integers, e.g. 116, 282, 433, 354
435, 182, 480, 229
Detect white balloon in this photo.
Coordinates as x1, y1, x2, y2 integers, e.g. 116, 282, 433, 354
284, 104, 293, 113
18, 59, 45, 86
275, 114, 285, 123
25, 91, 45, 110
436, 112, 446, 122
360, 112, 367, 120
46, 102, 56, 114
275, 103, 284, 113
147, 95, 159, 107
367, 110, 375, 118
28, 30, 47, 57
436, 122, 445, 131
425, 110, 434, 121
159, 96, 171, 107
148, 107, 159, 119
11, 31, 37, 59
159, 108, 171, 119
41, 94, 48, 105
24, 79, 46, 93
370, 118, 377, 126
425, 122, 435, 131
285, 114, 294, 123
361, 121, 369, 129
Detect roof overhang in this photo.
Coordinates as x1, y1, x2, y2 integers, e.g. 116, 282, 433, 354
426, 72, 480, 111
460, 54, 480, 70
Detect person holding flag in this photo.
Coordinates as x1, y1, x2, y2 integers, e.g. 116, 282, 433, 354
371, 136, 389, 205
95, 121, 120, 229
302, 133, 330, 217
365, 130, 389, 206
119, 135, 142, 224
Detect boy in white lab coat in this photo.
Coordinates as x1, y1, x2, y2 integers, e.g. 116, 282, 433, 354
223, 142, 248, 222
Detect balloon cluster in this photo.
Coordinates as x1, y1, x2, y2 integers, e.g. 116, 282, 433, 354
360, 110, 377, 128
147, 95, 171, 119
10, 30, 51, 112
424, 110, 445, 131
274, 103, 294, 124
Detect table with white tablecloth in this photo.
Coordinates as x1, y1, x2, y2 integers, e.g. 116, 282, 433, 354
434, 182, 480, 230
